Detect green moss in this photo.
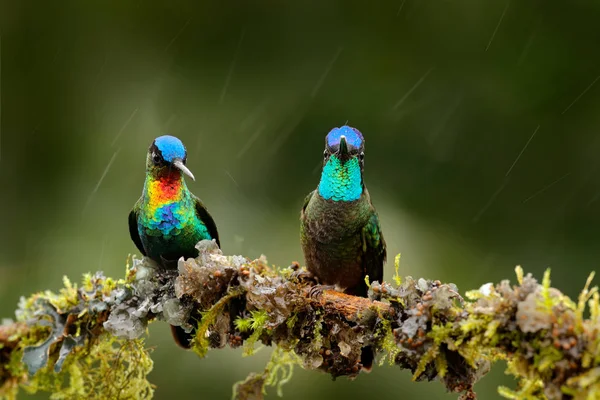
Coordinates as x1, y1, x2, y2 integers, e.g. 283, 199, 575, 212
378, 318, 400, 367
0, 267, 157, 400
286, 313, 298, 330
2, 326, 153, 400
5, 248, 600, 400
498, 375, 545, 400
393, 254, 402, 286
534, 345, 563, 373
23, 335, 153, 400
192, 287, 245, 358
263, 347, 301, 396
125, 255, 137, 283
249, 310, 268, 330
82, 273, 94, 292
515, 265, 524, 286
562, 367, 600, 397
412, 346, 439, 381
435, 351, 448, 378
234, 317, 252, 333
576, 272, 597, 331
540, 269, 554, 311
233, 347, 301, 399
310, 311, 324, 353
243, 310, 269, 356
46, 276, 79, 313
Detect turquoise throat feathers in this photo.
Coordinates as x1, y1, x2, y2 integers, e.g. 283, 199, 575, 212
318, 155, 362, 202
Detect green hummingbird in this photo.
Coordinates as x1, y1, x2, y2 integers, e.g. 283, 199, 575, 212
300, 125, 386, 369
129, 135, 220, 348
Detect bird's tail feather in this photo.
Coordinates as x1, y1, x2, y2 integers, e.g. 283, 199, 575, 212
170, 325, 195, 349
360, 345, 375, 372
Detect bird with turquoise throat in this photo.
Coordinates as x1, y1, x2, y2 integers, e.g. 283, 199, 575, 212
129, 135, 220, 349
300, 125, 386, 370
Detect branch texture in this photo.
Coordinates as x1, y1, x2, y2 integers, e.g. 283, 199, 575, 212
1, 240, 599, 400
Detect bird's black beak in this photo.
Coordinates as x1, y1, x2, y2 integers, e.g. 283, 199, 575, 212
173, 158, 195, 181
338, 135, 349, 158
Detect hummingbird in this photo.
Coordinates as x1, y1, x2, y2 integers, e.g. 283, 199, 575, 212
129, 135, 220, 348
300, 125, 386, 369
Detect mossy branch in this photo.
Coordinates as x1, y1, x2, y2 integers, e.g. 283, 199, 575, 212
1, 240, 599, 400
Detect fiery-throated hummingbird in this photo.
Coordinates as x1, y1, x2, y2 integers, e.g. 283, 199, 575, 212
129, 135, 220, 348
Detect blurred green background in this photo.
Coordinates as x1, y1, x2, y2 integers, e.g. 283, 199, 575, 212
2, 0, 600, 398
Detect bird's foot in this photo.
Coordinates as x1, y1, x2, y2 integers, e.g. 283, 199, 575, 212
308, 284, 337, 299
292, 269, 315, 283
290, 264, 318, 285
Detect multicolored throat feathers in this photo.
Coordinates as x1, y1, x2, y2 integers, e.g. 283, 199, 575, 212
130, 136, 218, 264
129, 135, 220, 349
137, 168, 211, 260
126, 127, 387, 363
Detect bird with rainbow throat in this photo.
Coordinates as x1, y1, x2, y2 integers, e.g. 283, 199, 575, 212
300, 125, 386, 370
129, 135, 220, 349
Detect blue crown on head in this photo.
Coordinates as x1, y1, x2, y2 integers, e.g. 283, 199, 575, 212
154, 135, 187, 162
326, 126, 364, 149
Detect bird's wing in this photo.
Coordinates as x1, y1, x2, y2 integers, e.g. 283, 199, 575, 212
128, 207, 146, 256
300, 190, 315, 218
361, 210, 386, 285
194, 196, 221, 248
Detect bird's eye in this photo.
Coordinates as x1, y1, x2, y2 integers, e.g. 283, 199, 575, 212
323, 150, 328, 159
152, 152, 161, 163
359, 152, 365, 161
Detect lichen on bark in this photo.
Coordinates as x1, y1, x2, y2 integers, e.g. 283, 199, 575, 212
1, 240, 599, 400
